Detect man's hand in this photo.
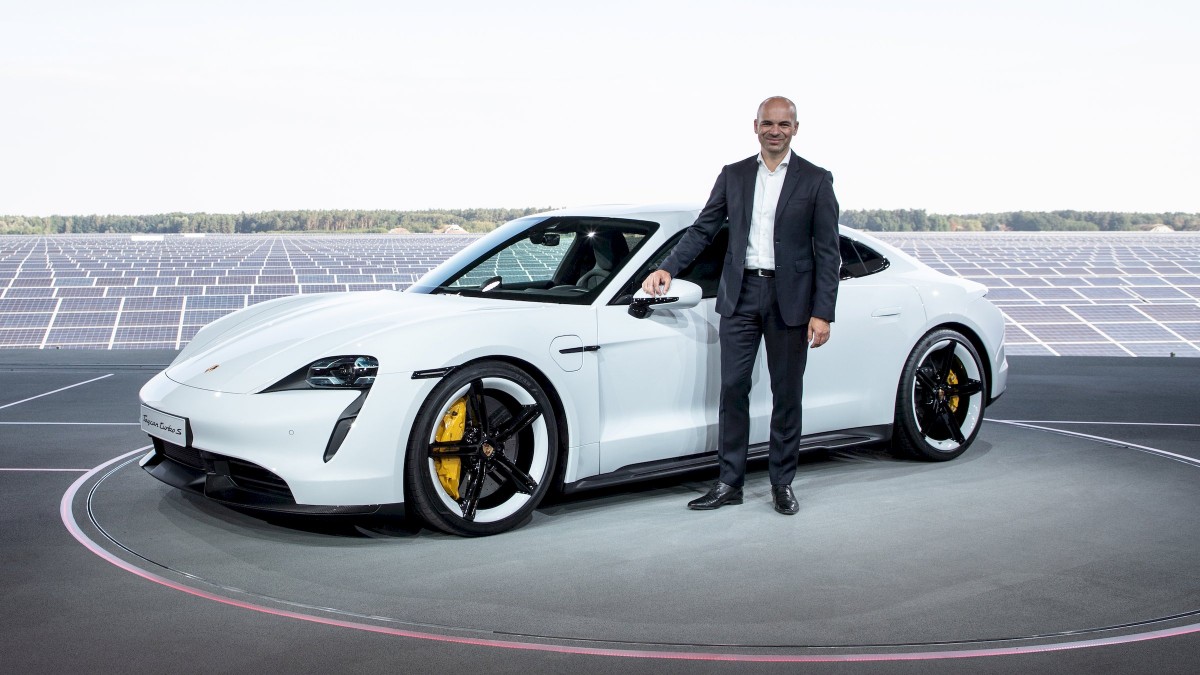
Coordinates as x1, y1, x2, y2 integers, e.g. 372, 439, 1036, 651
642, 269, 672, 296
808, 317, 831, 348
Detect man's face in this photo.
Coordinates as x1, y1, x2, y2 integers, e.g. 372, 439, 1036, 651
754, 101, 798, 157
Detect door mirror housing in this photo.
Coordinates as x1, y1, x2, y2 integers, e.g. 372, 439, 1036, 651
628, 279, 703, 319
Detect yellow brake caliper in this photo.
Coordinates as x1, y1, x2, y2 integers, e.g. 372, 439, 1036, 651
946, 369, 960, 412
433, 398, 467, 500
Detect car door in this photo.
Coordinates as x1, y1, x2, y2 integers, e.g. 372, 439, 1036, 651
799, 236, 925, 433
594, 229, 729, 474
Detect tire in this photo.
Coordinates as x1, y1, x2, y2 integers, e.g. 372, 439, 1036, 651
892, 329, 987, 461
404, 362, 558, 536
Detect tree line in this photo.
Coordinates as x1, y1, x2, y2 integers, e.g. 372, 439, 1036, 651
839, 209, 1200, 232
0, 208, 548, 235
1, 208, 1197, 235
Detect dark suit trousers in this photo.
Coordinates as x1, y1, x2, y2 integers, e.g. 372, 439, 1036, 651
717, 275, 810, 487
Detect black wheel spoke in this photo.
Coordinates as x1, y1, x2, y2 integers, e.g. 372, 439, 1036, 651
936, 404, 966, 444
494, 404, 542, 442
458, 460, 485, 521
949, 378, 983, 397
932, 341, 959, 380
915, 366, 940, 392
428, 440, 481, 457
490, 451, 539, 494
466, 380, 489, 435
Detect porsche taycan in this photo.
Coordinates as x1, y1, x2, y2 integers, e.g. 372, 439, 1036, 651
139, 204, 1008, 536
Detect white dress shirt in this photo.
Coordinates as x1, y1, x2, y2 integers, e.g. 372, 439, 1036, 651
744, 152, 789, 270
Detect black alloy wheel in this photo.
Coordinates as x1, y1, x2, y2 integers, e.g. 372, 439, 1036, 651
893, 328, 987, 461
405, 362, 558, 536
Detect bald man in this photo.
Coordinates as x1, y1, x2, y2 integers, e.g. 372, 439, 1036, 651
642, 96, 840, 515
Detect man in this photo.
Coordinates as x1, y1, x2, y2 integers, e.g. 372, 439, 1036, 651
641, 96, 840, 515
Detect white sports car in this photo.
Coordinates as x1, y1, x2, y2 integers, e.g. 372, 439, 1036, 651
139, 204, 1008, 536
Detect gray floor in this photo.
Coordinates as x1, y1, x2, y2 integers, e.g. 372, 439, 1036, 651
2, 353, 1200, 673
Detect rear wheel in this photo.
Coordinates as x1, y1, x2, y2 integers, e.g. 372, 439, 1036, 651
404, 362, 558, 536
893, 329, 986, 461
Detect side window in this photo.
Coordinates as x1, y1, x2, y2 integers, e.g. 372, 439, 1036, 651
612, 226, 730, 303
677, 227, 729, 297
451, 233, 578, 287
435, 216, 654, 304
840, 236, 890, 279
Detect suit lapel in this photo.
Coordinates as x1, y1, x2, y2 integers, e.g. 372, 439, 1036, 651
774, 151, 802, 224
740, 157, 756, 232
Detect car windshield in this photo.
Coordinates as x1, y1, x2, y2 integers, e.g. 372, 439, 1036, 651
423, 216, 656, 304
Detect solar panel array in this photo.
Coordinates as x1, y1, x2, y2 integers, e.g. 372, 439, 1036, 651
0, 235, 470, 349
0, 232, 1197, 355
880, 232, 1200, 357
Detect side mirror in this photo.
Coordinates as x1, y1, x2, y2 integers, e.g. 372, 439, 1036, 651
627, 279, 703, 319
529, 232, 560, 246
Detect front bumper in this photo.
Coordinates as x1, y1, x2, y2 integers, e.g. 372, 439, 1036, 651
140, 440, 385, 515
138, 369, 435, 508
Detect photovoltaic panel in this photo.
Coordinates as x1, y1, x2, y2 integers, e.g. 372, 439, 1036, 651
1137, 305, 1200, 321
1122, 342, 1200, 357
1166, 323, 1200, 340
1095, 323, 1180, 341
0, 231, 1197, 355
1133, 287, 1189, 300
877, 231, 1200, 357
1069, 305, 1148, 322
52, 312, 119, 327
0, 313, 52, 328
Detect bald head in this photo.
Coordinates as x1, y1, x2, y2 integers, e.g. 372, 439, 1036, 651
757, 96, 797, 122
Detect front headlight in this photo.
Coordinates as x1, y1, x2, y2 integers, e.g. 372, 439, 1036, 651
306, 356, 378, 389
263, 355, 379, 392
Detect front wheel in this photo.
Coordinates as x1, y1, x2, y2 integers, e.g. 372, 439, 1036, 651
893, 329, 987, 461
404, 362, 558, 536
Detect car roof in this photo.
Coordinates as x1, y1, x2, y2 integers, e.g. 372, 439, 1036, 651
538, 203, 703, 220
534, 203, 867, 243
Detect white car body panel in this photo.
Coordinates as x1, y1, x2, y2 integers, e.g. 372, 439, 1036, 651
595, 297, 720, 473
138, 204, 1008, 513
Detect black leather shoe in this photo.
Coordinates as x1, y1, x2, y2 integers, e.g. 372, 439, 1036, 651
772, 485, 799, 515
687, 482, 743, 510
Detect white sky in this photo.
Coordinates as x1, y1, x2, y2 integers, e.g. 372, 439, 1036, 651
1, 0, 1197, 216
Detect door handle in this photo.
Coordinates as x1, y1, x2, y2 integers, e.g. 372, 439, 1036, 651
871, 307, 902, 317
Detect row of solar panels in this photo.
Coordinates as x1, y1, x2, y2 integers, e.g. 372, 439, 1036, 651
881, 232, 1200, 356
1, 232, 1198, 355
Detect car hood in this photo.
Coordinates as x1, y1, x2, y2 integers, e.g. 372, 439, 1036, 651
166, 291, 529, 393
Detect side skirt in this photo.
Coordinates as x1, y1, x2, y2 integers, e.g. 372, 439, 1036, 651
561, 424, 892, 494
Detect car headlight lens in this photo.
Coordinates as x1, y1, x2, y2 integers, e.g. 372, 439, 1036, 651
262, 355, 380, 393
306, 356, 378, 389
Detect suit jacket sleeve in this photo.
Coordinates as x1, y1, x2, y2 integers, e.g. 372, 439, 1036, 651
811, 170, 840, 322
659, 166, 730, 277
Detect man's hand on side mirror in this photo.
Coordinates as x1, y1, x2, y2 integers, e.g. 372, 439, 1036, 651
641, 270, 672, 296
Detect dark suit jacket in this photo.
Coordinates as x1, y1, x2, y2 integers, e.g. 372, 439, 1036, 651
660, 151, 841, 326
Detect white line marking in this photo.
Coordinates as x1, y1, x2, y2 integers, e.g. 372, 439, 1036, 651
57, 438, 1200, 662
1, 467, 89, 472
0, 374, 114, 410
994, 419, 1200, 428
990, 420, 1200, 466
0, 422, 139, 426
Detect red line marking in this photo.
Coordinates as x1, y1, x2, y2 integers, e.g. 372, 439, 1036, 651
60, 449, 1200, 662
